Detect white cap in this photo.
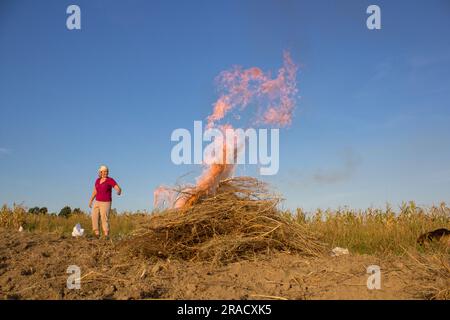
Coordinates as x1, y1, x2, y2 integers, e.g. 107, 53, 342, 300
98, 165, 109, 173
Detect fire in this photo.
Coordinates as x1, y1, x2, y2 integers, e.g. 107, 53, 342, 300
154, 51, 299, 209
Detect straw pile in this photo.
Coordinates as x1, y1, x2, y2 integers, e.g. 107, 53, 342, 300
123, 177, 325, 264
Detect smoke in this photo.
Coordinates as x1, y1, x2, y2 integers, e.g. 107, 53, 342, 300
155, 52, 299, 209
284, 148, 362, 189
0, 148, 11, 157
312, 149, 362, 184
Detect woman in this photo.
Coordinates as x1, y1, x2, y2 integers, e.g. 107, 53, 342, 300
89, 165, 121, 238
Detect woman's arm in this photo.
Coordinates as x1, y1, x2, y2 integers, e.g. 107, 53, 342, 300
114, 184, 122, 196
89, 187, 97, 208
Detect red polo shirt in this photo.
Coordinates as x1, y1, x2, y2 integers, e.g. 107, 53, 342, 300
95, 177, 117, 202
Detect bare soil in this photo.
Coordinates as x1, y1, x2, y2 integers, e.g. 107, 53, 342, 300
0, 228, 433, 300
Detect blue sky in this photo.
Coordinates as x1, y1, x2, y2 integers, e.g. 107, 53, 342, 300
1, 0, 450, 213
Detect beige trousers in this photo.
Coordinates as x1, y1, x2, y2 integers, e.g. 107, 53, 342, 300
92, 201, 111, 234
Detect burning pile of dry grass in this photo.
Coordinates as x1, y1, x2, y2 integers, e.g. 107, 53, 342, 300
122, 177, 325, 264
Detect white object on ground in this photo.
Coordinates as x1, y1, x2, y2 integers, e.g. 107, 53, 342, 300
331, 247, 349, 257
72, 223, 84, 237
18, 226, 24, 232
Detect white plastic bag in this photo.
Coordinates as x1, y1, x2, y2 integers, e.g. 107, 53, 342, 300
331, 247, 349, 257
72, 223, 84, 237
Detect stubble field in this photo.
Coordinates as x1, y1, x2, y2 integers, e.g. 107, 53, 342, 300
0, 200, 448, 300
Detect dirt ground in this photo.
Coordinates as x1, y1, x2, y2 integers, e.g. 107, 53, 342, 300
0, 228, 441, 300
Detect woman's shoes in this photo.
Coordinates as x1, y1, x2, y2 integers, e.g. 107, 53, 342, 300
92, 233, 109, 240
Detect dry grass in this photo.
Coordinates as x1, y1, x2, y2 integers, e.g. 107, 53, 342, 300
404, 250, 450, 300
0, 204, 149, 238
1, 180, 449, 299
121, 177, 326, 264
1, 190, 448, 257
290, 202, 449, 255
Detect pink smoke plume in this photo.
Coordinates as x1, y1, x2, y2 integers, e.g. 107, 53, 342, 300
154, 51, 299, 209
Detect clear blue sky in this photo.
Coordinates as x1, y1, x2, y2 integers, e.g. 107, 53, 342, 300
1, 0, 450, 213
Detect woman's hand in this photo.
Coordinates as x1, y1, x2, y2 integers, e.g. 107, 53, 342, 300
114, 184, 122, 196
89, 187, 97, 209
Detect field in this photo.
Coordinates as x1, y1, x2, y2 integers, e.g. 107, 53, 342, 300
0, 199, 449, 300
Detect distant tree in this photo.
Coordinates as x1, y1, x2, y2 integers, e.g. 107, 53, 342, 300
59, 206, 72, 218
39, 207, 48, 215
28, 207, 40, 215
72, 208, 83, 215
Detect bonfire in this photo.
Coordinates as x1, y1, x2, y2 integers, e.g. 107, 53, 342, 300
153, 51, 298, 211
125, 177, 325, 264
123, 53, 325, 264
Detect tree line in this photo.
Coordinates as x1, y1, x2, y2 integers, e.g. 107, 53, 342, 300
28, 206, 83, 218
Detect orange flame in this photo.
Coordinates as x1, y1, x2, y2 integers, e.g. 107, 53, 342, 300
154, 52, 298, 209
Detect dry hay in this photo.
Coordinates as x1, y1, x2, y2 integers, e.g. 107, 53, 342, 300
404, 249, 450, 300
122, 177, 326, 264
